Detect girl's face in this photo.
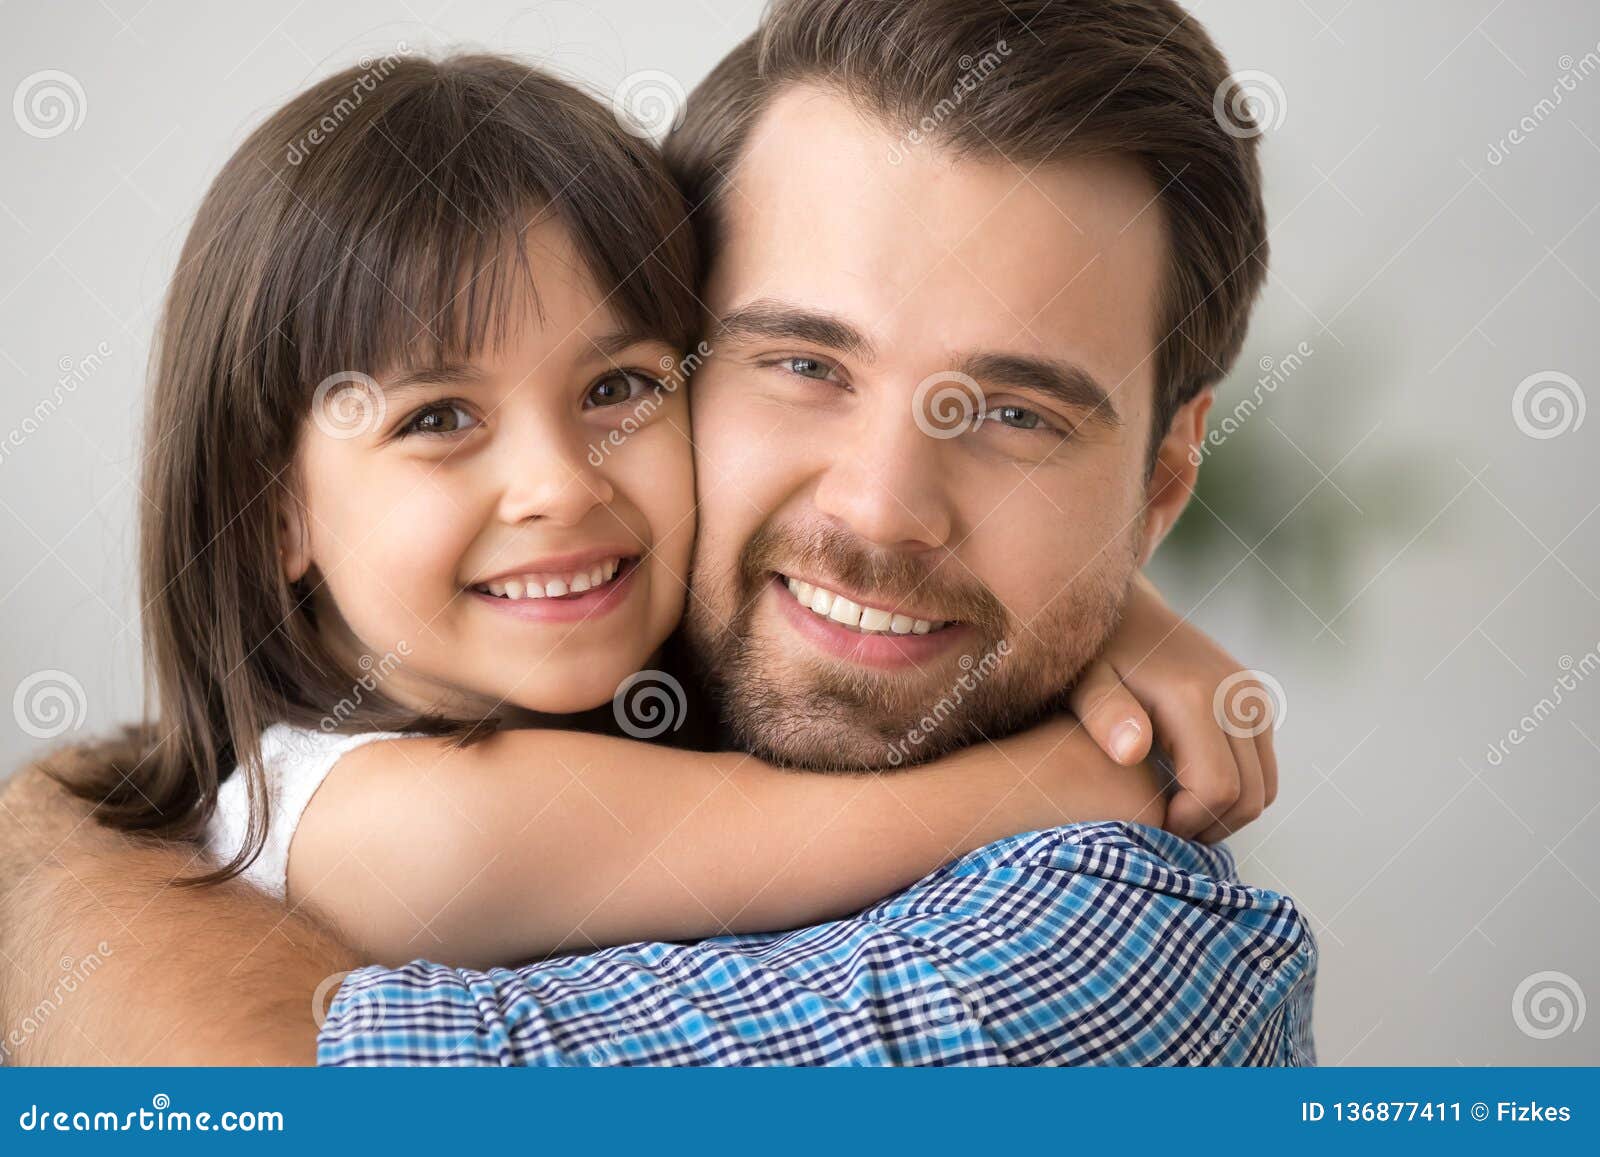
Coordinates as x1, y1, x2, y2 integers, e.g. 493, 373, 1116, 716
284, 222, 695, 718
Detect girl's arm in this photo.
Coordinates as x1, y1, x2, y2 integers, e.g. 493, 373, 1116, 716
285, 715, 1162, 969
1064, 573, 1281, 842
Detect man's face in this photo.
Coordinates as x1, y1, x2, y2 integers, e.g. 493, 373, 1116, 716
686, 85, 1173, 769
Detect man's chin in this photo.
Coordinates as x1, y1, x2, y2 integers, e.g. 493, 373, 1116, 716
714, 648, 1059, 772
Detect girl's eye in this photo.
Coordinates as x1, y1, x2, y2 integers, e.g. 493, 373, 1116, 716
584, 371, 659, 409
402, 401, 477, 437
985, 404, 1044, 431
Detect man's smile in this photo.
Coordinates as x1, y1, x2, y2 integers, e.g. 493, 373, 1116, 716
766, 572, 969, 668
777, 572, 954, 636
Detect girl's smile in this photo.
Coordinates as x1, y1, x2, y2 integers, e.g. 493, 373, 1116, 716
467, 552, 643, 623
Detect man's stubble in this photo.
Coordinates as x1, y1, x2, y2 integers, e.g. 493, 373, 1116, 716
684, 518, 1142, 770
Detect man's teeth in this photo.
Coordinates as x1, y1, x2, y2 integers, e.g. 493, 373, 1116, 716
784, 576, 945, 636
478, 557, 623, 600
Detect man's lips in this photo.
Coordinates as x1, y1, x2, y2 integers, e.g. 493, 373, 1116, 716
774, 571, 954, 633
767, 574, 968, 668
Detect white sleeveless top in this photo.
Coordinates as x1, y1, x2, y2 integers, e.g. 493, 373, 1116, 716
205, 722, 414, 899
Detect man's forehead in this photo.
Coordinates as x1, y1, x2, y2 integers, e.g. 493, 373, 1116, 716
708, 85, 1166, 392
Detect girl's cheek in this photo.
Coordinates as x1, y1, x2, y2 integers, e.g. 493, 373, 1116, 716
325, 469, 473, 594
629, 425, 695, 564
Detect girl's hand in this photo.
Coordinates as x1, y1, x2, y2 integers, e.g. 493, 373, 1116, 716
1067, 573, 1279, 844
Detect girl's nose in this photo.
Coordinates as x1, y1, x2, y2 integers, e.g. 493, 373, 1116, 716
496, 440, 615, 526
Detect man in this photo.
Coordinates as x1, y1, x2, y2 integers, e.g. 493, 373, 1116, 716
0, 0, 1313, 1065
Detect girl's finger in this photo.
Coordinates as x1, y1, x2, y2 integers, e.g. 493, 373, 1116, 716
1197, 732, 1266, 843
1067, 659, 1152, 765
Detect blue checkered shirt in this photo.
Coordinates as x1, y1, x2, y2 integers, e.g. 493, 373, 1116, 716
318, 821, 1317, 1066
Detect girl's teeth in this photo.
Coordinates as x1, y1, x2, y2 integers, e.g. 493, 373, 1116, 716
477, 557, 627, 599
784, 575, 947, 636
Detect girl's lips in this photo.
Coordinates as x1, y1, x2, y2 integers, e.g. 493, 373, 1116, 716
767, 574, 968, 668
468, 557, 639, 624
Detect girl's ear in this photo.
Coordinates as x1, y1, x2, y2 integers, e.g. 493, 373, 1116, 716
278, 486, 312, 584
1139, 388, 1213, 566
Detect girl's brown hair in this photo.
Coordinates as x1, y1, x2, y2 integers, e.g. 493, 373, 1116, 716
56, 52, 700, 880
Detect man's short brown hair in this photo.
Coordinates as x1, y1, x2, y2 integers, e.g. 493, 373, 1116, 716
665, 0, 1270, 440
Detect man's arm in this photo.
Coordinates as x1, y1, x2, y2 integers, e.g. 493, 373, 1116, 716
0, 764, 350, 1065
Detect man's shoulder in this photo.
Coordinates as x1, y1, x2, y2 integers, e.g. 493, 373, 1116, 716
876, 820, 1311, 931
854, 821, 1319, 1065
940, 820, 1243, 885
860, 821, 1318, 1000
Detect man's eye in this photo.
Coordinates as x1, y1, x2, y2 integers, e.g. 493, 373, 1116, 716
584, 371, 658, 408
985, 404, 1043, 431
774, 356, 835, 380
402, 402, 477, 437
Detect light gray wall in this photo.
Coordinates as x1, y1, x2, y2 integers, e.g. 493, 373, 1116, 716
2, 1, 1596, 1064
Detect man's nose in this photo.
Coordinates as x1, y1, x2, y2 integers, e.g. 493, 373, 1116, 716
811, 400, 955, 550
495, 427, 615, 527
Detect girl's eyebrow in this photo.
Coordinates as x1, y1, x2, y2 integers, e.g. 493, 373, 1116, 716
580, 330, 672, 359
382, 332, 669, 393
383, 362, 489, 394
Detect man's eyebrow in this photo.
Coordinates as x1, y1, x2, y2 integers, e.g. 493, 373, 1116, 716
711, 299, 876, 361
960, 351, 1121, 429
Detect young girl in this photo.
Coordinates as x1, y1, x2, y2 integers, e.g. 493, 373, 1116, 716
65, 53, 1261, 970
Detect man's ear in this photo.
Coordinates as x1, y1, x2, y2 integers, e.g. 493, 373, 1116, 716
278, 484, 312, 585
1138, 388, 1213, 566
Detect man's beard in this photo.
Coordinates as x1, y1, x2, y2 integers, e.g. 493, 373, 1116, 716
685, 520, 1140, 770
